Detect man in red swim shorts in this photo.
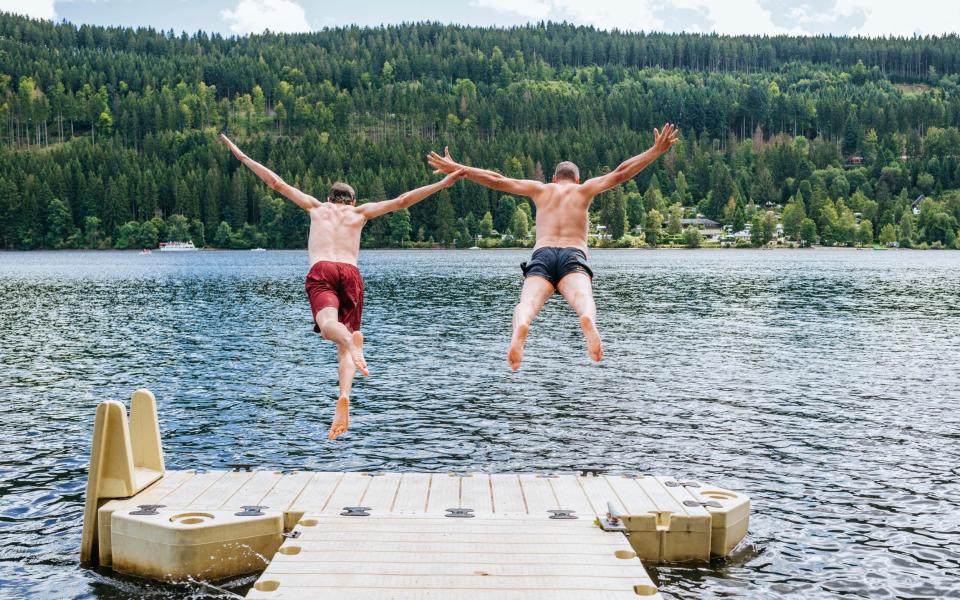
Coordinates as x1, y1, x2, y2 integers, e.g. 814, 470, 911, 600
222, 134, 463, 439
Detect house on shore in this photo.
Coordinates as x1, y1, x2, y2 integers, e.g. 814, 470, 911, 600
678, 217, 724, 241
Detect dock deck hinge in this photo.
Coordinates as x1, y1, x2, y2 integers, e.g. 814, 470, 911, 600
547, 509, 577, 520
666, 480, 701, 488
227, 463, 253, 472
444, 508, 475, 518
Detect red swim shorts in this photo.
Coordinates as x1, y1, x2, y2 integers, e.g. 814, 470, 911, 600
304, 261, 365, 333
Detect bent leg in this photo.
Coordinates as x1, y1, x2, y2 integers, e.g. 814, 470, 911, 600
508, 276, 555, 371
315, 307, 368, 376
557, 273, 603, 362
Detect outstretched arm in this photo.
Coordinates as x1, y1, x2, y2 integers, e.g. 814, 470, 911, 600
356, 169, 466, 220
220, 133, 320, 211
580, 124, 679, 197
428, 148, 543, 198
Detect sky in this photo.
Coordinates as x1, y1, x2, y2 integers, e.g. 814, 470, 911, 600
0, 0, 958, 38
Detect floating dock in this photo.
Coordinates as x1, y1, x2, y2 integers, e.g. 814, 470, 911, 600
81, 390, 750, 599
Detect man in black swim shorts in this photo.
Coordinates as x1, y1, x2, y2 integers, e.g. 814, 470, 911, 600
428, 124, 679, 370
521, 246, 594, 287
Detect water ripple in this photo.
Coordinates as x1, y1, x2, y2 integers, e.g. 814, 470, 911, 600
1, 249, 959, 599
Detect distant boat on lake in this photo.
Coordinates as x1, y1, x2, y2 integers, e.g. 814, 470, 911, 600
139, 248, 151, 255
158, 241, 197, 252
251, 248, 267, 252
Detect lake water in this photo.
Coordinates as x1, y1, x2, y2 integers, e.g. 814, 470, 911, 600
1, 248, 959, 599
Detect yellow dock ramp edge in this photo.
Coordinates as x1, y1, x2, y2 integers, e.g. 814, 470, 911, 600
80, 390, 164, 564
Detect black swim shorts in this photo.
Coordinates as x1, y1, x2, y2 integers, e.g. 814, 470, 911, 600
520, 246, 594, 287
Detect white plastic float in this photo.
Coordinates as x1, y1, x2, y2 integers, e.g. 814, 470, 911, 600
80, 390, 750, 598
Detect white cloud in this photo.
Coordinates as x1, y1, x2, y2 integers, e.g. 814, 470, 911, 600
553, 0, 660, 32
842, 0, 960, 36
0, 0, 56, 20
473, 0, 552, 20
221, 0, 311, 35
472, 0, 960, 36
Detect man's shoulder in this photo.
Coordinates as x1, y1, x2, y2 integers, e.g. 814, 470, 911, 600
551, 182, 592, 201
537, 181, 579, 196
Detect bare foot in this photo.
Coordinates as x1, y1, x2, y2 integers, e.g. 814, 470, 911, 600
580, 315, 604, 362
328, 396, 350, 440
350, 331, 369, 376
507, 323, 529, 371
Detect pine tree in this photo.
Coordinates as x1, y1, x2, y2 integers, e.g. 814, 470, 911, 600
667, 202, 683, 235
672, 171, 691, 205
799, 218, 817, 246
644, 209, 662, 246
46, 198, 75, 248
494, 196, 516, 234
782, 192, 806, 240
509, 205, 530, 240
626, 192, 644, 230
600, 187, 628, 239
479, 212, 494, 238
898, 212, 914, 248
214, 221, 233, 247
389, 208, 412, 245
879, 223, 896, 246
434, 191, 456, 245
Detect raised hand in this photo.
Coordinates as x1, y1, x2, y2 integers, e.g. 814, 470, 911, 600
219, 133, 246, 160
652, 123, 680, 154
427, 146, 462, 175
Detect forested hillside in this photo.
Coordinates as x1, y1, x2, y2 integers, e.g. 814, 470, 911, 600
2, 13, 960, 249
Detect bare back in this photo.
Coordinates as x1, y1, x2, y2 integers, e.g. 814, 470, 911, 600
307, 203, 367, 266
530, 182, 593, 254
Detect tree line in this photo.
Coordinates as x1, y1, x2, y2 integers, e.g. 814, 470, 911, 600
0, 12, 958, 250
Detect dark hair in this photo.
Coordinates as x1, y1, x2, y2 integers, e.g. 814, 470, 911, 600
328, 181, 356, 204
554, 161, 580, 181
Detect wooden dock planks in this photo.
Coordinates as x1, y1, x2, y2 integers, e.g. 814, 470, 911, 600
249, 516, 661, 599
288, 472, 343, 513
98, 470, 746, 596
393, 472, 432, 514
489, 474, 526, 515
110, 471, 703, 519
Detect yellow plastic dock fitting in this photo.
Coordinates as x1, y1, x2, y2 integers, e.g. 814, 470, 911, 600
80, 389, 164, 564
111, 508, 283, 581
80, 390, 751, 598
